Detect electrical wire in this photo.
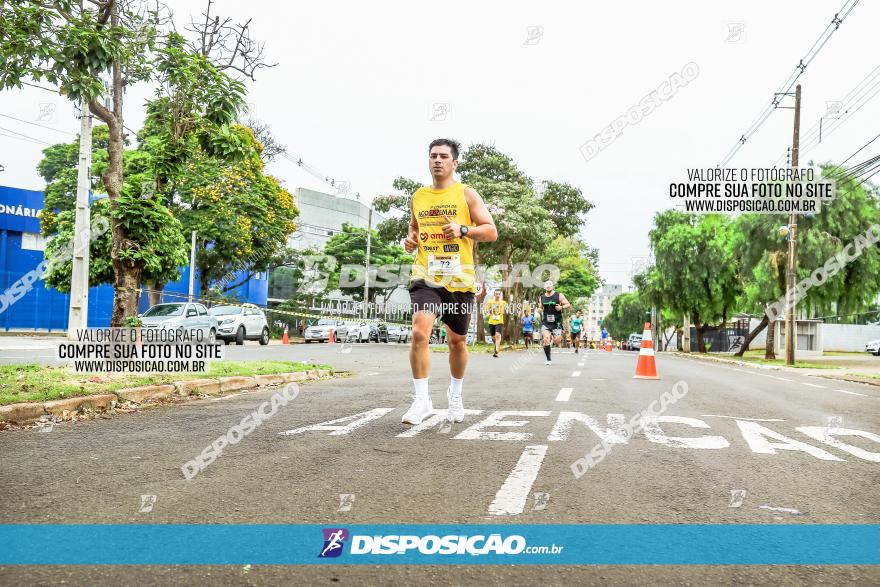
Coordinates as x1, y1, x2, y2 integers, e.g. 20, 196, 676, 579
718, 0, 862, 167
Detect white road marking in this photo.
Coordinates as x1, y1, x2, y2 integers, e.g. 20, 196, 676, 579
548, 413, 628, 443
395, 410, 483, 438
577, 362, 585, 367
571, 371, 582, 377
759, 505, 801, 515
797, 426, 880, 462
488, 445, 548, 516
591, 378, 606, 381
279, 408, 394, 436
702, 415, 785, 422
367, 372, 380, 376
801, 382, 825, 389
835, 389, 866, 397
555, 388, 573, 402
735, 420, 843, 461
775, 377, 794, 382
455, 411, 551, 441
642, 416, 730, 449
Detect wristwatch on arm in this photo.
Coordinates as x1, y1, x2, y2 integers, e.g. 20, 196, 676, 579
460, 225, 470, 237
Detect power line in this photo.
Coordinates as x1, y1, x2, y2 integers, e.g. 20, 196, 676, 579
0, 126, 53, 146
772, 63, 880, 167
0, 112, 77, 136
718, 0, 862, 167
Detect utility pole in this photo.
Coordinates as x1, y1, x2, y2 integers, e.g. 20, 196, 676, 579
67, 97, 92, 340
188, 231, 197, 302
363, 205, 372, 318
682, 314, 691, 353
785, 85, 802, 366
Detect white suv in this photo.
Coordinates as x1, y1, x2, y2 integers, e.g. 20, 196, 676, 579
209, 304, 270, 345
866, 339, 880, 356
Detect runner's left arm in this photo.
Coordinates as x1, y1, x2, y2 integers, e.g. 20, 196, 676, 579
558, 293, 572, 310
461, 186, 498, 242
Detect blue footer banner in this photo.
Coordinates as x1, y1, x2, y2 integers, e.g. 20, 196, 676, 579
1, 524, 877, 565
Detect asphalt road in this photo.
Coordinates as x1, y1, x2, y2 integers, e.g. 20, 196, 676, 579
1, 344, 878, 585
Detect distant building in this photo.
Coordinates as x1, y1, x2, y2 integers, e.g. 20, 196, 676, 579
586, 284, 623, 340
287, 188, 386, 252
268, 188, 410, 316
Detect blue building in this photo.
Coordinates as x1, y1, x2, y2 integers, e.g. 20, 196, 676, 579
0, 185, 266, 331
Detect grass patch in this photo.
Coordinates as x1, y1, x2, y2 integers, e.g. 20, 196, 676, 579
728, 351, 839, 369
850, 373, 880, 380
0, 361, 331, 406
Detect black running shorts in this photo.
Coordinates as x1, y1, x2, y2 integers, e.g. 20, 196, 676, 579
409, 280, 476, 336
488, 323, 503, 336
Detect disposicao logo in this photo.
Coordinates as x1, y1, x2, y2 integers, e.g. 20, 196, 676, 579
319, 528, 349, 558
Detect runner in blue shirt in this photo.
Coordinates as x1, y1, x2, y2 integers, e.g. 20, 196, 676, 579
521, 312, 535, 349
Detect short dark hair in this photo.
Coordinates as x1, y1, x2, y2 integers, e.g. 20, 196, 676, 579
429, 138, 460, 161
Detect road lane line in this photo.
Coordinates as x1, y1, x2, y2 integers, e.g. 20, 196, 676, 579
555, 387, 573, 402
702, 415, 785, 422
571, 370, 582, 377
488, 445, 548, 516
801, 382, 825, 389
577, 362, 585, 367
835, 389, 867, 397
591, 378, 606, 381
775, 377, 794, 382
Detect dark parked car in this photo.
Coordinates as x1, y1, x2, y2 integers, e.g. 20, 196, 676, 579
369, 322, 389, 343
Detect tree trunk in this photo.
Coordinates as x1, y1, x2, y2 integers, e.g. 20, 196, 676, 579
735, 314, 768, 357
693, 317, 707, 353
765, 318, 777, 360
91, 43, 142, 326
145, 279, 163, 307
474, 246, 485, 343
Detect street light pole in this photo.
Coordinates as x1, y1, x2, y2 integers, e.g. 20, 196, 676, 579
67, 97, 92, 340
188, 230, 197, 302
785, 84, 802, 366
363, 205, 372, 318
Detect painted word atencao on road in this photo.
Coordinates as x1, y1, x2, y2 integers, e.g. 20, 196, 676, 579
279, 408, 880, 516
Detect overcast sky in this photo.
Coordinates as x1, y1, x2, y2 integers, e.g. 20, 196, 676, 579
1, 0, 878, 288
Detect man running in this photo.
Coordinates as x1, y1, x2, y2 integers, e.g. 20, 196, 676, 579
570, 310, 584, 354
485, 289, 506, 358
521, 309, 535, 349
540, 280, 571, 365
402, 138, 497, 425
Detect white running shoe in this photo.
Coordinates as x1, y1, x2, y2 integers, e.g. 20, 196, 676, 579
446, 386, 464, 423
544, 360, 551, 365
401, 394, 433, 425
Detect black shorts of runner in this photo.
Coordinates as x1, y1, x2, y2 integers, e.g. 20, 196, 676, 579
489, 323, 503, 336
523, 331, 533, 340
541, 323, 563, 337
409, 280, 476, 336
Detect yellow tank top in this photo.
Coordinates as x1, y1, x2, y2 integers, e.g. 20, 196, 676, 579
410, 182, 475, 292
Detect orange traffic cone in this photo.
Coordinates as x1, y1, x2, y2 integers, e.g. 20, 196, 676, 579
282, 324, 289, 345
633, 322, 660, 379
328, 328, 335, 344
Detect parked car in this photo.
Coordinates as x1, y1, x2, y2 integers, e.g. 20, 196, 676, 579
304, 319, 349, 343
369, 322, 389, 343
866, 339, 880, 356
208, 303, 270, 345
387, 324, 410, 343
344, 321, 372, 343
139, 302, 218, 343
627, 333, 643, 350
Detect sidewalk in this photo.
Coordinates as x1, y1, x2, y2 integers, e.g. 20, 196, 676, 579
668, 351, 880, 387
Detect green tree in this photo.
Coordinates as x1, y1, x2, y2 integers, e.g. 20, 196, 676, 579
603, 292, 650, 341
1, 1, 266, 324
37, 126, 188, 295
172, 126, 299, 296
647, 212, 740, 352
322, 224, 413, 303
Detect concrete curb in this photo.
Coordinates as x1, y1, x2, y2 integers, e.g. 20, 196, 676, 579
0, 370, 334, 425
667, 351, 783, 371
814, 374, 880, 388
